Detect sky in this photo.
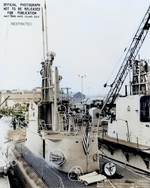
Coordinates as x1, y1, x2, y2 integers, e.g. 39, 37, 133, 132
0, 0, 150, 97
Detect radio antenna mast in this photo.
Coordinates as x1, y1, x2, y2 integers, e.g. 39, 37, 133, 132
41, 7, 45, 60
44, 0, 48, 53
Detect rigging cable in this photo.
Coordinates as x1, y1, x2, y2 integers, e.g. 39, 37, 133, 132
104, 15, 143, 87
105, 47, 128, 86
0, 20, 10, 88
0, 22, 9, 72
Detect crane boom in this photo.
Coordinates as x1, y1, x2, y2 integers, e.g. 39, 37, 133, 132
0, 95, 10, 107
101, 6, 150, 113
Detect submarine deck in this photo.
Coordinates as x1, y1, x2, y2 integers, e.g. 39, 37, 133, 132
98, 129, 150, 152
14, 142, 150, 188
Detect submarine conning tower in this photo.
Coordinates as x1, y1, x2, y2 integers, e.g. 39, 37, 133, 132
39, 51, 62, 131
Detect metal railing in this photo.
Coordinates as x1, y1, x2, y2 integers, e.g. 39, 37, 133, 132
15, 143, 64, 188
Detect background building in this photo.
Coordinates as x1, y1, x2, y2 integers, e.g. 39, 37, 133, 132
0, 88, 41, 108
72, 92, 86, 100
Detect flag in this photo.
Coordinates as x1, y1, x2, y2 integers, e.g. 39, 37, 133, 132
82, 123, 91, 155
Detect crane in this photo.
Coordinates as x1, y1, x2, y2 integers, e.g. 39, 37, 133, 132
101, 6, 150, 114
